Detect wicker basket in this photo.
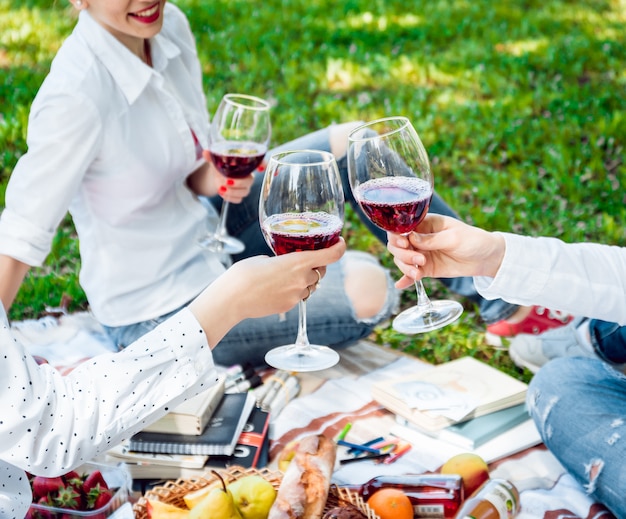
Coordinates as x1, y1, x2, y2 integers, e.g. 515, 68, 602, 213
133, 466, 379, 519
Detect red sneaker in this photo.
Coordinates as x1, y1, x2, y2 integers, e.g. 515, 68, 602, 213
486, 306, 573, 347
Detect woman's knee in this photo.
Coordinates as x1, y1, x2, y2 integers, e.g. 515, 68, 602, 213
342, 251, 394, 320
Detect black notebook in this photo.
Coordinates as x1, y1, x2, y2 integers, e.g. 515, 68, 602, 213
129, 392, 255, 456
208, 406, 271, 469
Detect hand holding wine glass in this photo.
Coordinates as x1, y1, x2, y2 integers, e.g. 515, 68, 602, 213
198, 93, 271, 254
259, 150, 345, 371
347, 116, 463, 333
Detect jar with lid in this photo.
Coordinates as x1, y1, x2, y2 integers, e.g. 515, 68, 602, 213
454, 478, 520, 519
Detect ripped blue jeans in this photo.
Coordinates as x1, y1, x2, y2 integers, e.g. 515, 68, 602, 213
527, 357, 626, 517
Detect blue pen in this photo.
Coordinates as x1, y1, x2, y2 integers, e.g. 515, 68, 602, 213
337, 439, 381, 455
346, 436, 385, 455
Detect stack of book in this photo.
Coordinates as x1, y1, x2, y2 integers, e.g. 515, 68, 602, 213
107, 378, 269, 481
371, 356, 541, 461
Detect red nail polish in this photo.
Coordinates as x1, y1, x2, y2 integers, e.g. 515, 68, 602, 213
219, 186, 227, 193
227, 179, 235, 186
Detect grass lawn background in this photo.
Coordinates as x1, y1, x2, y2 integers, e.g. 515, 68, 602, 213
1, 0, 624, 381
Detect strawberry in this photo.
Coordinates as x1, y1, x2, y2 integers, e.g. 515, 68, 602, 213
91, 488, 113, 510
82, 470, 108, 494
53, 485, 82, 510
31, 476, 65, 501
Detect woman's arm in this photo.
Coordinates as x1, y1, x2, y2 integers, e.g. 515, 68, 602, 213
387, 214, 626, 324
0, 240, 346, 475
0, 255, 31, 311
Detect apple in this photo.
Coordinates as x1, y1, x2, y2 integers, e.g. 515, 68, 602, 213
227, 475, 277, 519
440, 452, 490, 496
277, 439, 300, 473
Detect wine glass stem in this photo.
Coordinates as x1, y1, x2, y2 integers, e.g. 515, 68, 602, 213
216, 200, 230, 238
414, 279, 434, 311
295, 299, 310, 347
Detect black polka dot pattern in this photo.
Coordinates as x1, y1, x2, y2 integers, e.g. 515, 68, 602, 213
0, 307, 218, 517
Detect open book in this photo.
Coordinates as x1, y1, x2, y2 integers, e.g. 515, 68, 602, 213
371, 356, 527, 433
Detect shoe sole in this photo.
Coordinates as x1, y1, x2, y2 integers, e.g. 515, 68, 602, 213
508, 346, 542, 374
485, 332, 511, 349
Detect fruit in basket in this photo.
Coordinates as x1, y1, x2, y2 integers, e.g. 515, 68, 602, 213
189, 471, 242, 519
440, 452, 490, 496
366, 488, 413, 519
146, 499, 190, 519
227, 475, 277, 519
183, 480, 221, 509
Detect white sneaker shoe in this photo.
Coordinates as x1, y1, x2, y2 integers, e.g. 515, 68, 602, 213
508, 317, 593, 373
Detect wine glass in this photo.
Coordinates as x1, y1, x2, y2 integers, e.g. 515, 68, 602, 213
259, 150, 345, 371
347, 116, 463, 333
198, 93, 271, 254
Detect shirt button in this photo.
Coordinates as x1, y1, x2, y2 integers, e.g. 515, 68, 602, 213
194, 361, 204, 374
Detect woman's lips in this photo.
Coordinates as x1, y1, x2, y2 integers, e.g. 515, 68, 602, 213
129, 3, 160, 24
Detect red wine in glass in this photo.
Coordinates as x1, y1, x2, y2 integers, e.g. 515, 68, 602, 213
209, 141, 267, 179
263, 212, 342, 255
354, 176, 433, 234
199, 93, 271, 254
347, 116, 463, 334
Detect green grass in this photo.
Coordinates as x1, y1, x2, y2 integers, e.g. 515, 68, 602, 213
1, 0, 625, 382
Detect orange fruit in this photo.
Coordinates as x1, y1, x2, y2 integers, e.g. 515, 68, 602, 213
366, 488, 413, 519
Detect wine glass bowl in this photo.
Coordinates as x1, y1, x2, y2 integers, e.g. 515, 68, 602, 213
199, 93, 271, 254
259, 149, 344, 372
348, 116, 463, 334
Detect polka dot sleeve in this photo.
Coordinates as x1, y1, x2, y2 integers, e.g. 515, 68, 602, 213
0, 307, 218, 477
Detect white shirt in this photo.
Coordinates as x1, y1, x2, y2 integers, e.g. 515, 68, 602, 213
0, 305, 218, 518
0, 4, 225, 326
475, 233, 626, 325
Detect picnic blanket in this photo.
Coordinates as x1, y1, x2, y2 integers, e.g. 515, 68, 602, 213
14, 312, 616, 519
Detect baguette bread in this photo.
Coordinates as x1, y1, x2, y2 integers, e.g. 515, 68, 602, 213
269, 434, 337, 519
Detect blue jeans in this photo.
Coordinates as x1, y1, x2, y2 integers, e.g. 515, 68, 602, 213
588, 319, 626, 364
527, 357, 626, 517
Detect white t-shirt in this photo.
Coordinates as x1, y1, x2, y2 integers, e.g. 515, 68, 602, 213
0, 304, 218, 518
0, 4, 225, 326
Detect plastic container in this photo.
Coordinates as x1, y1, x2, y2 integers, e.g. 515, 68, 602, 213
28, 461, 132, 518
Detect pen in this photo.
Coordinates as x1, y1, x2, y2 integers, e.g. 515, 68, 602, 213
336, 422, 352, 441
339, 453, 390, 465
346, 436, 385, 455
266, 376, 300, 416
337, 440, 381, 454
259, 370, 290, 409
383, 442, 412, 464
225, 374, 263, 394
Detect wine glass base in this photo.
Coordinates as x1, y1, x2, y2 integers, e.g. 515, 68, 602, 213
392, 300, 463, 334
198, 234, 246, 255
265, 344, 340, 372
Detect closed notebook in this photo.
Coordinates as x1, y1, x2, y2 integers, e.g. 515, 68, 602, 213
129, 391, 255, 456
208, 406, 271, 469
372, 356, 528, 433
396, 403, 530, 449
141, 376, 226, 435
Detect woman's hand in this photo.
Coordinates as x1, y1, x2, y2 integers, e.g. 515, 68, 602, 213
386, 214, 506, 289
189, 239, 347, 346
186, 151, 256, 203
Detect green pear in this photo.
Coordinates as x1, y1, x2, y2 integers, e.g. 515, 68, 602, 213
227, 475, 277, 519
189, 471, 242, 519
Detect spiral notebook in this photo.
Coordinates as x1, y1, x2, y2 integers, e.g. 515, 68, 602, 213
128, 392, 255, 456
